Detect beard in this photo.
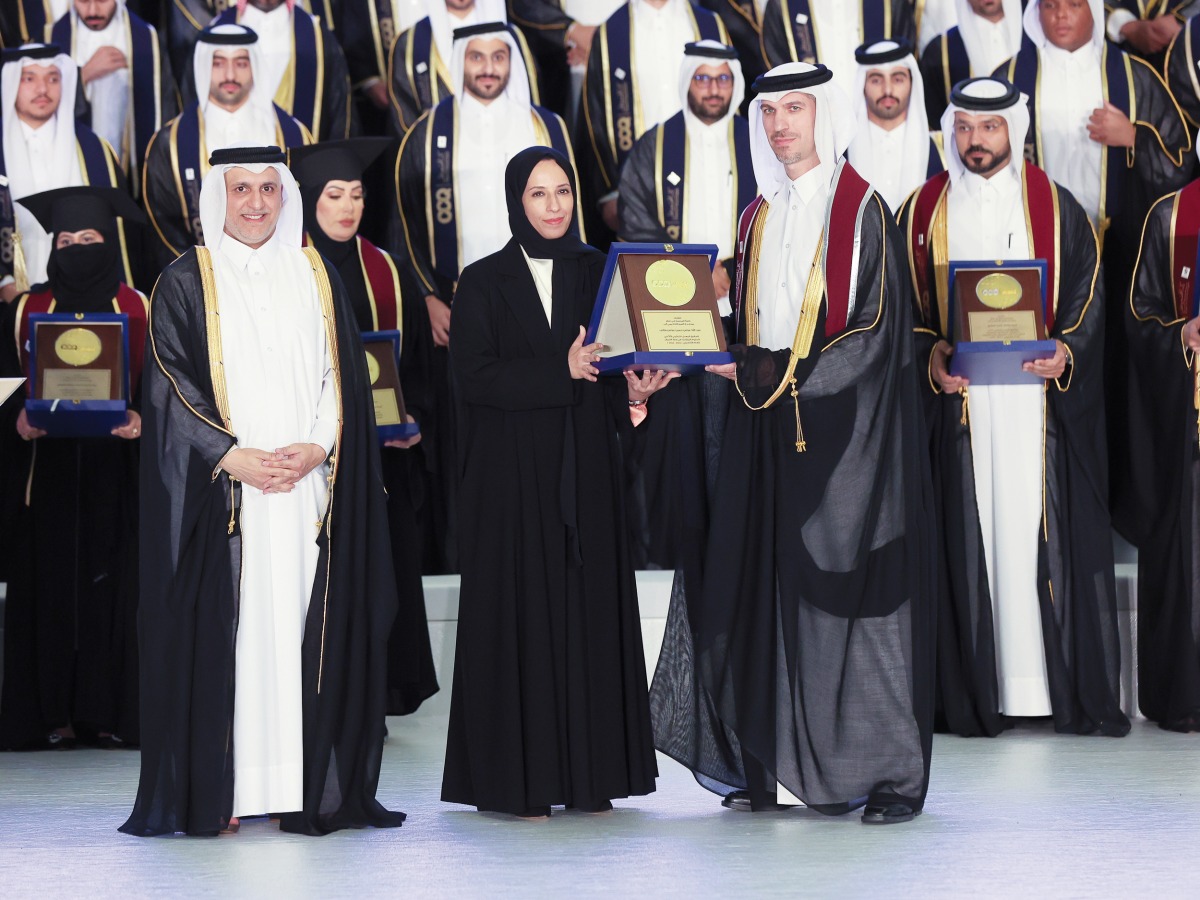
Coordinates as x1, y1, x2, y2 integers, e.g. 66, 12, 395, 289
688, 91, 731, 124
962, 142, 1011, 177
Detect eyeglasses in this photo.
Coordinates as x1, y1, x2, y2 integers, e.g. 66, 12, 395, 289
692, 73, 733, 85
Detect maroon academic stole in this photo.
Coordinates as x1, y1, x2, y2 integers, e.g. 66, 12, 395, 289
1169, 180, 1200, 319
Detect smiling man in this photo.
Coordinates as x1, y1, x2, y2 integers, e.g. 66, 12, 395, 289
122, 144, 406, 838
142, 24, 311, 268
650, 61, 936, 826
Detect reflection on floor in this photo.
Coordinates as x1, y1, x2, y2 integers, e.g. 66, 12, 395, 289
1, 715, 1197, 897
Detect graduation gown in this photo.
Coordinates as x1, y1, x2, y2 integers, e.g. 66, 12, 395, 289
120, 247, 405, 837
577, 0, 728, 241
394, 97, 576, 572
650, 161, 937, 814
900, 166, 1130, 737
50, 7, 181, 191
759, 0, 915, 68
387, 20, 542, 136
919, 26, 979, 129
208, 6, 355, 141
142, 102, 312, 266
307, 231, 440, 715
0, 0, 50, 47
0, 283, 147, 751
442, 238, 658, 814
615, 110, 753, 568
701, 0, 768, 93
1124, 180, 1200, 730
1165, 13, 1200, 155
999, 40, 1192, 544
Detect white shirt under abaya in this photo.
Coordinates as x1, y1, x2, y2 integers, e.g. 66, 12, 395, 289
1037, 43, 1104, 223
240, 4, 293, 104
456, 92, 538, 269
756, 165, 827, 351
73, 10, 131, 155
810, 0, 860, 96
631, 0, 694, 132
683, 109, 736, 289
213, 230, 338, 818
11, 118, 84, 287
204, 102, 276, 154
918, 0, 957, 52
948, 165, 1052, 717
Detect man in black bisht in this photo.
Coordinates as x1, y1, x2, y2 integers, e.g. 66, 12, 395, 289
0, 186, 148, 752
121, 146, 405, 837
650, 63, 936, 825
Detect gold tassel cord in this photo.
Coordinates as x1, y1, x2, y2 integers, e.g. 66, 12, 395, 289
959, 385, 970, 427
1194, 356, 1199, 447
790, 378, 806, 452
227, 478, 237, 536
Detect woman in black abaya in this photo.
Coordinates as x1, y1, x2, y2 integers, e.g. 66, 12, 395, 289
443, 147, 671, 817
291, 139, 440, 716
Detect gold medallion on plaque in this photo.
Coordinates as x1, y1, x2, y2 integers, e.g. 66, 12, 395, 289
54, 328, 103, 366
365, 349, 381, 386
644, 259, 696, 307
975, 272, 1023, 310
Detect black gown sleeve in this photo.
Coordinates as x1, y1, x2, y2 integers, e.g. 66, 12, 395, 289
616, 129, 669, 242
143, 125, 193, 267
320, 18, 359, 140
759, 0, 793, 68
394, 115, 448, 301
578, 25, 621, 204
1129, 57, 1193, 200
387, 28, 427, 136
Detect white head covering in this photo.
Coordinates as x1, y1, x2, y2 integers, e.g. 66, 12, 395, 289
748, 62, 857, 199
450, 23, 532, 107
2, 45, 84, 287
1022, 0, 1104, 51
955, 0, 1023, 71
198, 145, 303, 251
2, 45, 81, 200
847, 40, 931, 210
939, 76, 1029, 183
429, 0, 507, 72
677, 40, 745, 130
192, 24, 272, 117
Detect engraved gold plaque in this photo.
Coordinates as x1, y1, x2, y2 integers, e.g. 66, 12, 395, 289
365, 349, 381, 386
975, 273, 1023, 310
55, 328, 103, 367
644, 259, 696, 307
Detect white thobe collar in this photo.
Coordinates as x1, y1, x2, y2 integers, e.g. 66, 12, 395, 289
957, 164, 1021, 200
216, 228, 283, 271
775, 163, 826, 208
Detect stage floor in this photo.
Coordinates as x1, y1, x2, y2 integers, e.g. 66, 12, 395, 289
1, 716, 1197, 897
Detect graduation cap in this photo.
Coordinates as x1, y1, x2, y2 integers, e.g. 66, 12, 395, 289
1, 44, 65, 66
684, 41, 738, 60
854, 39, 915, 66
452, 21, 510, 42
950, 77, 1022, 112
289, 138, 393, 190
751, 64, 833, 96
197, 23, 258, 46
16, 186, 146, 235
208, 145, 287, 167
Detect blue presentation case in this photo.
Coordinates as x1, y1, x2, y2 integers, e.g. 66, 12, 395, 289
948, 259, 1056, 386
363, 329, 419, 442
585, 242, 733, 375
26, 312, 130, 437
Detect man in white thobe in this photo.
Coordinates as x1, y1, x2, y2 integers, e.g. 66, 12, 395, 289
847, 38, 943, 214
919, 0, 1023, 126
901, 76, 1128, 735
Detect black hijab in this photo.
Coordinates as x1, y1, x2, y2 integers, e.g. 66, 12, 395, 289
504, 147, 591, 260
298, 181, 374, 329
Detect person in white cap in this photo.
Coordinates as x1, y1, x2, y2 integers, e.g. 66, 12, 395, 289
920, 0, 1023, 126
899, 75, 1127, 739
0, 44, 131, 299
142, 23, 312, 266
759, 0, 915, 95
49, 0, 179, 192
847, 37, 945, 214
999, 0, 1190, 542
207, 0, 354, 141
650, 61, 936, 826
395, 20, 575, 572
577, 0, 728, 239
121, 143, 406, 838
385, 1, 542, 134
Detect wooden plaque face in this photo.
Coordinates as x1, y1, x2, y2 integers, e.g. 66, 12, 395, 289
953, 266, 1046, 344
33, 321, 125, 401
363, 339, 408, 427
616, 253, 728, 353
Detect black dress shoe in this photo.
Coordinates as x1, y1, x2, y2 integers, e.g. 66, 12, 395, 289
513, 806, 551, 819
861, 802, 919, 824
721, 790, 794, 812
572, 800, 613, 813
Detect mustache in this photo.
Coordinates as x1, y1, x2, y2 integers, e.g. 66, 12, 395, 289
965, 145, 990, 155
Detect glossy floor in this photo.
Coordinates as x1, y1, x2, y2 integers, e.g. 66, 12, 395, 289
1, 716, 1197, 898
